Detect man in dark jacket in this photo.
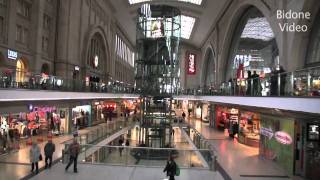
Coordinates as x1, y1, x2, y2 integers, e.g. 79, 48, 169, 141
65, 139, 80, 173
163, 156, 177, 180
44, 139, 55, 169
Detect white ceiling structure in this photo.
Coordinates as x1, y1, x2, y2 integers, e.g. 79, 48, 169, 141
109, 0, 229, 48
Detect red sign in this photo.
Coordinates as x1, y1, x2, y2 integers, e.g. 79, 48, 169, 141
187, 52, 196, 75
275, 131, 292, 145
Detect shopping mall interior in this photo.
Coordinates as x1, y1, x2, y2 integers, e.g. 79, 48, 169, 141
0, 0, 320, 180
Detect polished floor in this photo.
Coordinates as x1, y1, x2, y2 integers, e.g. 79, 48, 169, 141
29, 163, 223, 180
182, 110, 303, 180
0, 118, 128, 180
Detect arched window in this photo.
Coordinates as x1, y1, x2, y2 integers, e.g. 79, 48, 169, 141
16, 59, 26, 82
87, 33, 106, 70
306, 10, 320, 65
203, 49, 215, 87
226, 7, 278, 81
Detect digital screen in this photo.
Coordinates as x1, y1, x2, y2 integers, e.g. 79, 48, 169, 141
308, 124, 319, 141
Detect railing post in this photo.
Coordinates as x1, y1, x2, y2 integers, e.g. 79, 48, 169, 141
210, 154, 217, 171
307, 71, 311, 95
290, 72, 294, 96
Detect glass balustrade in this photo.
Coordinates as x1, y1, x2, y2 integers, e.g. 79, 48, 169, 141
177, 66, 320, 97
63, 144, 214, 170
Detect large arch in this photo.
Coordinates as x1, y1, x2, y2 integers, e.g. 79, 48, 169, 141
219, 0, 281, 83
290, 0, 320, 70
200, 45, 216, 88
306, 8, 320, 66
15, 57, 28, 83
81, 25, 110, 80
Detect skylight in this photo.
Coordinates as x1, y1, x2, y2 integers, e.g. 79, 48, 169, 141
241, 17, 274, 41
181, 15, 195, 39
129, 0, 202, 5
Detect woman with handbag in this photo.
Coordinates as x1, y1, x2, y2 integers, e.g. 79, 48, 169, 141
29, 142, 41, 174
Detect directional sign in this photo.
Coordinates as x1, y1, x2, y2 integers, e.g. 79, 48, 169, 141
260, 127, 274, 139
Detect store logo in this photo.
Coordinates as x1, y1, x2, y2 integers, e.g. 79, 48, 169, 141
8, 49, 18, 60
187, 52, 196, 75
260, 127, 273, 139
275, 131, 292, 145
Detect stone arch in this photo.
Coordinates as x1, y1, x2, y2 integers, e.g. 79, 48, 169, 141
200, 44, 216, 88
290, 0, 320, 70
15, 56, 29, 82
82, 25, 110, 79
219, 0, 281, 83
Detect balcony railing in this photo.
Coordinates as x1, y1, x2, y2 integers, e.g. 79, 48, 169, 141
178, 66, 320, 97
0, 69, 134, 93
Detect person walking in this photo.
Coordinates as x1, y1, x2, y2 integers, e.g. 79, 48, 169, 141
182, 111, 186, 120
29, 142, 41, 174
163, 156, 177, 180
118, 137, 124, 157
44, 139, 55, 169
65, 139, 80, 173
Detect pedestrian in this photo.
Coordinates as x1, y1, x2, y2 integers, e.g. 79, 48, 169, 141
65, 138, 80, 173
171, 129, 175, 137
29, 142, 41, 174
251, 71, 260, 96
182, 111, 186, 120
163, 156, 177, 180
125, 139, 130, 146
44, 139, 55, 169
118, 137, 124, 156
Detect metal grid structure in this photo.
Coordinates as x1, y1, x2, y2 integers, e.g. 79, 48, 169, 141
135, 4, 181, 148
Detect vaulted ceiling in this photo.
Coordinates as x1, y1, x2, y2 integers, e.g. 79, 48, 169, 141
108, 0, 229, 48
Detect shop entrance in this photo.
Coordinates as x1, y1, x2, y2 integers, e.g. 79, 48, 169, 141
305, 122, 320, 180
16, 59, 26, 83
294, 122, 303, 176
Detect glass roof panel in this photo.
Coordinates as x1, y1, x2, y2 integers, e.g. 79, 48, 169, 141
129, 0, 202, 5
181, 15, 195, 39
241, 17, 274, 41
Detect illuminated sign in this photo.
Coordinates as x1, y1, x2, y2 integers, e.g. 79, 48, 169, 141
187, 52, 196, 75
260, 127, 274, 139
8, 49, 18, 60
275, 131, 292, 145
74, 66, 80, 71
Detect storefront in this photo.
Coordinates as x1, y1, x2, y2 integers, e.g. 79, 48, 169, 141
259, 114, 295, 174
304, 121, 320, 180
72, 105, 91, 129
215, 106, 239, 132
238, 111, 260, 147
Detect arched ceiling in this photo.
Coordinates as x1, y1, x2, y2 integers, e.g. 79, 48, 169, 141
108, 0, 229, 48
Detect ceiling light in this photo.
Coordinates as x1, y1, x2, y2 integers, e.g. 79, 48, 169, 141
129, 0, 202, 5
240, 17, 274, 41
181, 15, 195, 39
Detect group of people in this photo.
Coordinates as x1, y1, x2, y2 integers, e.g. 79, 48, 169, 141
29, 136, 80, 174
29, 139, 56, 174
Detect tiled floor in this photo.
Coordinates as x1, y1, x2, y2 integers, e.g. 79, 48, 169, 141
184, 113, 300, 180
29, 163, 224, 180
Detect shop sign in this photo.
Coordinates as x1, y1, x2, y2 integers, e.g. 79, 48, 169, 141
260, 127, 274, 139
8, 49, 18, 60
187, 52, 196, 75
275, 131, 292, 145
34, 106, 56, 112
